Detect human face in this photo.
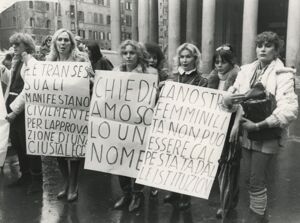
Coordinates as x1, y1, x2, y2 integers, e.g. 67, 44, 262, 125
256, 41, 277, 66
179, 49, 196, 72
46, 38, 52, 47
56, 32, 72, 57
12, 41, 26, 56
148, 54, 158, 68
214, 55, 232, 74
122, 45, 138, 71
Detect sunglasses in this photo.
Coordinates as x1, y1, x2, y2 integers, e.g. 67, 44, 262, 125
216, 46, 231, 52
11, 42, 21, 46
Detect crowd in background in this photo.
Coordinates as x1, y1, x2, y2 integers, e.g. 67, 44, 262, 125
0, 28, 298, 223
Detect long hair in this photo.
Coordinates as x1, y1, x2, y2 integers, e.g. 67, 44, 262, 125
41, 35, 52, 47
173, 43, 202, 72
46, 28, 85, 61
119, 39, 149, 72
9, 33, 36, 74
86, 42, 103, 63
144, 42, 165, 70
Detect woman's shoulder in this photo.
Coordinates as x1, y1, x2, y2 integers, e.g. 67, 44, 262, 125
145, 66, 158, 75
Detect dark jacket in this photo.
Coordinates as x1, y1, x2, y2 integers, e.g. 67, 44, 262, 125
172, 70, 208, 87
91, 57, 113, 71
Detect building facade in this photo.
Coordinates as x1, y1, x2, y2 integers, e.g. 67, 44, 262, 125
0, 0, 134, 50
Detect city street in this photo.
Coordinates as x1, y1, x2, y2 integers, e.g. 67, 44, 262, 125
1, 90, 300, 223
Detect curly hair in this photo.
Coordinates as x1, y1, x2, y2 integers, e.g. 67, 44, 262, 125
47, 28, 86, 61
173, 43, 202, 72
9, 33, 36, 55
119, 39, 149, 72
144, 42, 165, 70
256, 31, 284, 57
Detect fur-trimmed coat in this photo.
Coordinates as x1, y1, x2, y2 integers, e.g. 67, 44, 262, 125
207, 65, 240, 91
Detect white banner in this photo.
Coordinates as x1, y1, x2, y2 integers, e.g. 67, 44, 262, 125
0, 83, 9, 167
24, 61, 90, 157
136, 82, 232, 199
84, 70, 158, 178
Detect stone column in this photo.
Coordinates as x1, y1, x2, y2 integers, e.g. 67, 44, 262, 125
186, 0, 198, 43
168, 0, 181, 69
241, 0, 259, 64
138, 0, 149, 43
201, 0, 216, 74
131, 0, 138, 41
111, 0, 121, 50
149, 0, 159, 43
286, 0, 300, 69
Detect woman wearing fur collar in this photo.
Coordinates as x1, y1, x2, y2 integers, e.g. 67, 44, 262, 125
223, 32, 298, 223
208, 44, 241, 220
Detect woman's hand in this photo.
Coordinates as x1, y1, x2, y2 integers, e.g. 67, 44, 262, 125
85, 66, 95, 78
241, 118, 259, 132
5, 112, 17, 123
223, 93, 245, 107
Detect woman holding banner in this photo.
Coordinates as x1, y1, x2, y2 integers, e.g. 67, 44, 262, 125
4, 33, 43, 194
47, 28, 90, 202
163, 43, 208, 211
113, 39, 158, 212
223, 31, 298, 223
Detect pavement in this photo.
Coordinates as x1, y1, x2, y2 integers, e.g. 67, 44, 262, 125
0, 91, 300, 223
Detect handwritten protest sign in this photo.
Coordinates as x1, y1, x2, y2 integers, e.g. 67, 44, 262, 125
24, 61, 90, 157
84, 70, 158, 178
136, 82, 232, 199
0, 83, 9, 166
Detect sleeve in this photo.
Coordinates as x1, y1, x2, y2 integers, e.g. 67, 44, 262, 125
265, 72, 298, 128
227, 67, 244, 94
9, 57, 37, 115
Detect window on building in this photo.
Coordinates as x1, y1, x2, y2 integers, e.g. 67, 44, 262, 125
46, 3, 49, 10
107, 32, 111, 40
57, 20, 62, 29
120, 3, 124, 13
78, 11, 84, 22
99, 0, 104, 5
70, 5, 75, 18
46, 20, 51, 28
56, 3, 61, 16
106, 15, 111, 25
100, 32, 105, 40
125, 2, 132, 10
13, 17, 16, 26
30, 17, 35, 27
71, 22, 75, 31
79, 30, 86, 39
94, 31, 98, 40
125, 15, 132, 26
89, 30, 93, 39
99, 14, 103, 25
121, 32, 126, 41
106, 0, 110, 7
126, 33, 131, 39
29, 1, 33, 9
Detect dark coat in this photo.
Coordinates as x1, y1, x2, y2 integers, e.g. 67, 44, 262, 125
172, 70, 208, 87
207, 65, 240, 90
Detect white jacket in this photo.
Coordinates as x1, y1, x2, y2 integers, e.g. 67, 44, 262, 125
229, 58, 298, 129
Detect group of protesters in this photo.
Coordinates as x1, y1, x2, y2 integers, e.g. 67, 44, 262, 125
0, 27, 298, 223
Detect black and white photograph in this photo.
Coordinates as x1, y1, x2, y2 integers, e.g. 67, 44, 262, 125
0, 0, 299, 222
